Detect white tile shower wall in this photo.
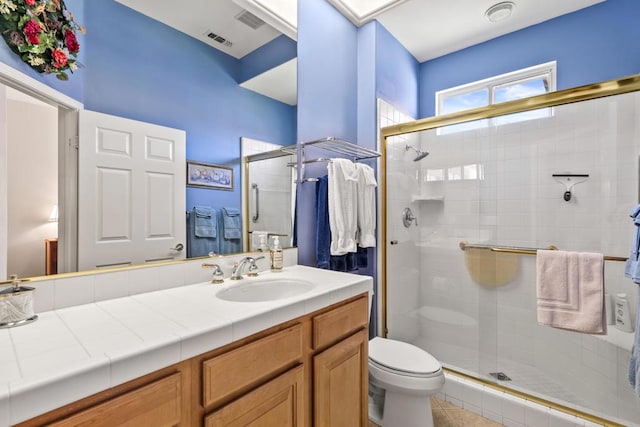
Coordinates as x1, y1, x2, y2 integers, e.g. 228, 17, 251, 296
398, 92, 640, 424
246, 151, 294, 248
441, 373, 639, 427
26, 249, 299, 313
242, 138, 295, 248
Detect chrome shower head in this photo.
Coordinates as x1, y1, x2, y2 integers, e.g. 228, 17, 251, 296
405, 144, 429, 162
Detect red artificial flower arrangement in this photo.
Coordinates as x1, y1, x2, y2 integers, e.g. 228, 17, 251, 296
0, 0, 84, 80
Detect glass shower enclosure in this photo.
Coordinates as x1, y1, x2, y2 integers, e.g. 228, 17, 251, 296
381, 75, 640, 426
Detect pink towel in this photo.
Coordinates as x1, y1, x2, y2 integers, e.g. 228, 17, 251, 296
536, 250, 606, 334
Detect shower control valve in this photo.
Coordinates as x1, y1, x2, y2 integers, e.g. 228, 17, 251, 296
402, 207, 418, 228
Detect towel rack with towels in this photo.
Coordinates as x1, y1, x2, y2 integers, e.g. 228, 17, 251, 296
459, 241, 628, 262
303, 157, 333, 164
297, 137, 381, 183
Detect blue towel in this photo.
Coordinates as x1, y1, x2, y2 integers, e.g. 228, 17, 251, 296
329, 252, 360, 272
316, 175, 369, 271
632, 204, 640, 223
356, 246, 368, 269
630, 287, 640, 395
186, 207, 219, 258
194, 206, 216, 238
293, 190, 298, 247
316, 176, 331, 269
221, 207, 241, 240
625, 204, 640, 284
217, 207, 242, 254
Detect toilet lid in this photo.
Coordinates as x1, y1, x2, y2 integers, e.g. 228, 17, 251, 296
369, 337, 441, 375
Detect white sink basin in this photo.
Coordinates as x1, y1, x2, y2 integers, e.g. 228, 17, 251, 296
215, 278, 316, 302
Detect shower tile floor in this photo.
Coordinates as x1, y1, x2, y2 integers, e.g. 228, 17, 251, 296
415, 338, 583, 406
368, 397, 503, 427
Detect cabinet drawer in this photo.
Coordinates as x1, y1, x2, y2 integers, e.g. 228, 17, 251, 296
204, 365, 305, 427
313, 296, 368, 350
49, 373, 182, 427
202, 324, 303, 408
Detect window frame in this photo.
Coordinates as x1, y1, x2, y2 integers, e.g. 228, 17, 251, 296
435, 61, 557, 117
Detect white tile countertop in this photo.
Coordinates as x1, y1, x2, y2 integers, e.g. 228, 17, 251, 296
0, 265, 373, 426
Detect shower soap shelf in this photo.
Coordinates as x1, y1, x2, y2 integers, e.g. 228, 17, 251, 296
297, 137, 381, 183
411, 195, 444, 202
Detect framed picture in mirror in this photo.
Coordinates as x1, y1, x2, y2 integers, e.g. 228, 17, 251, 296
186, 161, 233, 190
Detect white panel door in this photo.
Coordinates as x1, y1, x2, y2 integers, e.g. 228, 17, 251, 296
0, 84, 7, 280
78, 110, 186, 270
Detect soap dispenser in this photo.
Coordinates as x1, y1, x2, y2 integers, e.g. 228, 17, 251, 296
270, 236, 283, 272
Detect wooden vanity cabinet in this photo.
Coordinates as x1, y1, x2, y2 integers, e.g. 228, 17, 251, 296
15, 293, 369, 427
199, 294, 369, 427
204, 365, 305, 427
14, 363, 193, 427
312, 296, 369, 426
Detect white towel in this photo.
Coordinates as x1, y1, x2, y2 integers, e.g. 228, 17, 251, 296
328, 158, 358, 255
355, 163, 377, 248
536, 250, 606, 334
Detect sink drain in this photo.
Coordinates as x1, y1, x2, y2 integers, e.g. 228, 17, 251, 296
489, 372, 511, 381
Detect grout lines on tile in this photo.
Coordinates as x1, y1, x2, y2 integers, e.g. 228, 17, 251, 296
369, 397, 504, 427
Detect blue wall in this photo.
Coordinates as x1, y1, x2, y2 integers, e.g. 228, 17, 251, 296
297, 0, 359, 266
375, 22, 419, 120
83, 1, 296, 211
419, 0, 640, 117
355, 20, 420, 152
239, 35, 297, 83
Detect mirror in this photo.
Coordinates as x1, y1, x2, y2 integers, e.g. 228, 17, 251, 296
1, 0, 297, 280
241, 138, 297, 252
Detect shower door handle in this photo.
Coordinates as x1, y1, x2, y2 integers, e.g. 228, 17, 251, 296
251, 183, 259, 223
402, 208, 417, 227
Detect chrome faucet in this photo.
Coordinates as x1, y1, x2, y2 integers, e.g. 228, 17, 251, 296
201, 263, 225, 284
231, 256, 265, 280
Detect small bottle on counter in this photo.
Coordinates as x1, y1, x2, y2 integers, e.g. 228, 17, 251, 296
270, 236, 283, 272
257, 234, 268, 252
615, 293, 634, 332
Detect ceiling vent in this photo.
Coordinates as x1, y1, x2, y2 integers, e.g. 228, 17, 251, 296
235, 9, 266, 30
206, 32, 233, 47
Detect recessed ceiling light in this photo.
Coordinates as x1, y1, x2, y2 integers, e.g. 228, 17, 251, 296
485, 1, 515, 23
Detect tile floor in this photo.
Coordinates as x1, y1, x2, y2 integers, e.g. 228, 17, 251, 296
369, 397, 503, 427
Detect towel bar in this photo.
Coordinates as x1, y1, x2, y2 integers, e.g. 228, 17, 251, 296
458, 241, 627, 261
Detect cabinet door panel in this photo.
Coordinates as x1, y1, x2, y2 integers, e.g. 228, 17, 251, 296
314, 329, 368, 427
48, 373, 182, 427
313, 296, 368, 350
204, 365, 305, 427
202, 324, 303, 408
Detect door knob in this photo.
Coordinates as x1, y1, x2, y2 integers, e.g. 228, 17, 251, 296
170, 243, 184, 252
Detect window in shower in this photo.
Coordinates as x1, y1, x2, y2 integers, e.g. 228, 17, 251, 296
436, 61, 556, 133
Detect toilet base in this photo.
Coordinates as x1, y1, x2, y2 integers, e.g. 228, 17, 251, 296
368, 395, 383, 425
377, 390, 434, 427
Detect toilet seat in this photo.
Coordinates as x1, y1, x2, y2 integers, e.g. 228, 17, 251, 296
369, 337, 441, 376
369, 359, 439, 378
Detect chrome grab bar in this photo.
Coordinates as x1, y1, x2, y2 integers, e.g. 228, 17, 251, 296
251, 183, 259, 223
458, 241, 626, 261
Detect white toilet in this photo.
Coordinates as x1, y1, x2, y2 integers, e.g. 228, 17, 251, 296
368, 337, 445, 427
